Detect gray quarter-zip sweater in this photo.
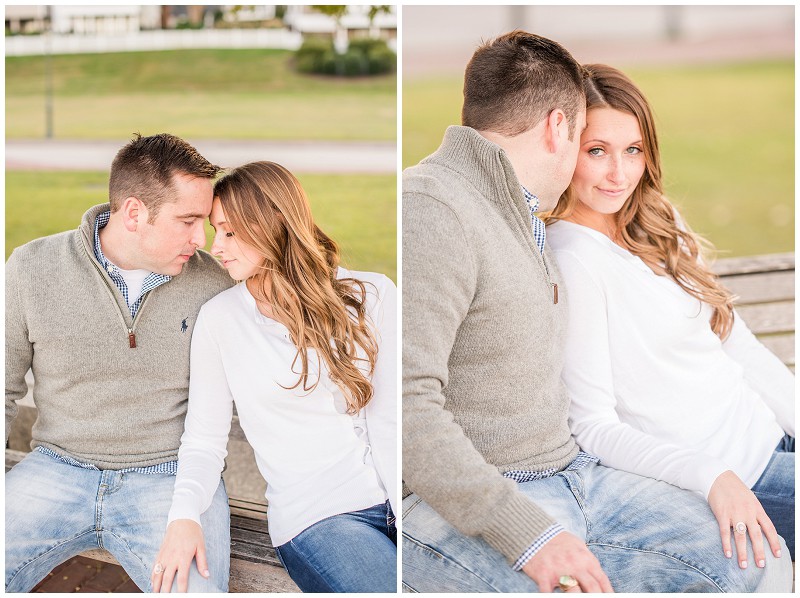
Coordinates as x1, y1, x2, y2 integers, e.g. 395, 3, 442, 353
5, 203, 233, 469
402, 126, 578, 564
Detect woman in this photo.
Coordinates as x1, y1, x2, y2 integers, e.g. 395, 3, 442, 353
152, 161, 397, 592
545, 65, 794, 569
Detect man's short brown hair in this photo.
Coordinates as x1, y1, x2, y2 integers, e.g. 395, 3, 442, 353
462, 31, 585, 139
108, 133, 221, 221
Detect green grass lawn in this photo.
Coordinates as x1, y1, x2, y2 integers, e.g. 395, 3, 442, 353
6, 49, 396, 141
5, 171, 397, 281
403, 61, 794, 257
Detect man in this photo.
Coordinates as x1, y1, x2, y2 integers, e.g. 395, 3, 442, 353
6, 133, 234, 592
402, 31, 791, 592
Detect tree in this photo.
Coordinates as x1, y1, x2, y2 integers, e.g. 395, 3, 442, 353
311, 5, 348, 51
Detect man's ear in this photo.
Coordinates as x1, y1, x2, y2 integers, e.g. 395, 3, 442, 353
120, 196, 146, 232
545, 109, 567, 154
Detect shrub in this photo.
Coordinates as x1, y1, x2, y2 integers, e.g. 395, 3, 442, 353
295, 37, 334, 74
293, 37, 395, 77
367, 45, 396, 75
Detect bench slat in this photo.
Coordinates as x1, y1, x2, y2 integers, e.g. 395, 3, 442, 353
229, 559, 299, 593
736, 302, 794, 336
721, 270, 795, 305
714, 253, 795, 276
231, 518, 282, 568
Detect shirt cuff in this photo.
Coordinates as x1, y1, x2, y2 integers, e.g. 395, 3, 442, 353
166, 485, 204, 527
512, 523, 565, 571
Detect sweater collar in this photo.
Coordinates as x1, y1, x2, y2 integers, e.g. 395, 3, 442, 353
423, 126, 531, 230
78, 203, 112, 259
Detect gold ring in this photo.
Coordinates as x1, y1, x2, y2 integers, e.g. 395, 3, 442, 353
153, 562, 164, 575
734, 521, 747, 535
558, 575, 579, 591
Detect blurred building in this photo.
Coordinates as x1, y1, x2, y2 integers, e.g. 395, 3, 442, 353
6, 5, 397, 35
48, 5, 159, 34
284, 5, 397, 41
5, 5, 49, 34
5, 5, 398, 55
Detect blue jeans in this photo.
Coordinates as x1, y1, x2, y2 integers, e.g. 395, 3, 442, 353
5, 450, 231, 592
275, 500, 397, 592
752, 434, 794, 558
402, 462, 792, 592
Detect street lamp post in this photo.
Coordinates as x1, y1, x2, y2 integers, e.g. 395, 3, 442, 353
45, 7, 53, 139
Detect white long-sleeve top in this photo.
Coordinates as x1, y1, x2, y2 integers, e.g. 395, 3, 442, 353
167, 269, 397, 546
547, 220, 794, 499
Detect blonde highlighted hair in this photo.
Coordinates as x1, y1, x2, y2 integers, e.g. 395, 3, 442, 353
213, 161, 378, 413
545, 64, 735, 339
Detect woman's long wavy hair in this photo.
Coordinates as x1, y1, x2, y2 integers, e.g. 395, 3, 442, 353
544, 64, 735, 339
214, 161, 378, 413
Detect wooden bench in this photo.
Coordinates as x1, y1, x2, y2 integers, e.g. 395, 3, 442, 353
713, 252, 794, 370
5, 415, 299, 592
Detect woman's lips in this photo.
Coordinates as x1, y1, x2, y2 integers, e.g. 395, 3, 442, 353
597, 188, 627, 198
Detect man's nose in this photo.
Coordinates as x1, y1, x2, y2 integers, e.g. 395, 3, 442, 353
191, 221, 206, 249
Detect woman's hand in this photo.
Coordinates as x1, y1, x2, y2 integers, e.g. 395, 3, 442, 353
707, 470, 782, 569
151, 519, 209, 593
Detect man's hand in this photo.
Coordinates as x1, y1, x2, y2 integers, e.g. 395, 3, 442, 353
151, 519, 209, 593
522, 531, 614, 593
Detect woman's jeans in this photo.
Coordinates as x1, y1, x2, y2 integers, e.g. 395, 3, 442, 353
275, 500, 396, 593
5, 450, 230, 593
752, 434, 795, 557
402, 462, 792, 593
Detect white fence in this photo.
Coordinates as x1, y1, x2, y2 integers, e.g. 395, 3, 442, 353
5, 28, 304, 56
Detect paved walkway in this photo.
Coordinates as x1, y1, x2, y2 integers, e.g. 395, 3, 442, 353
32, 556, 139, 593
404, 26, 794, 78
6, 139, 396, 174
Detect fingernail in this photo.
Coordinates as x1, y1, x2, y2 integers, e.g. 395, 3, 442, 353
203, 570, 210, 577
776, 549, 782, 558
758, 560, 765, 568
740, 560, 747, 569
725, 550, 731, 558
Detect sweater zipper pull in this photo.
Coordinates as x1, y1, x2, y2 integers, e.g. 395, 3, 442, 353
128, 329, 137, 349
552, 283, 558, 304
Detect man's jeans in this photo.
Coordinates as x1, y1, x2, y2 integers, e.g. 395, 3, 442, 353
5, 450, 231, 592
275, 500, 397, 593
752, 434, 795, 558
402, 462, 793, 593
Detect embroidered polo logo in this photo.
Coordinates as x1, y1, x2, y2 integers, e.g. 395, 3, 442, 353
181, 318, 189, 333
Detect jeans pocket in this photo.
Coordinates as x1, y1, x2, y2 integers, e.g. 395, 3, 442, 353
386, 501, 397, 544
401, 494, 422, 519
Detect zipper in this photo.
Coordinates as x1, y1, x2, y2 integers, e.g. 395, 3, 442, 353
127, 292, 153, 349
539, 243, 558, 305
511, 192, 559, 305
82, 228, 147, 349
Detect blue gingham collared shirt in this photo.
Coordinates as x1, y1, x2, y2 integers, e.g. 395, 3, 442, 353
34, 211, 179, 475
506, 452, 600, 570
36, 446, 178, 475
94, 210, 172, 319
521, 186, 546, 254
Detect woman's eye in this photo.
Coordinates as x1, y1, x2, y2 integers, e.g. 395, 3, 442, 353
226, 231, 235, 238
587, 147, 604, 156
627, 146, 642, 155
